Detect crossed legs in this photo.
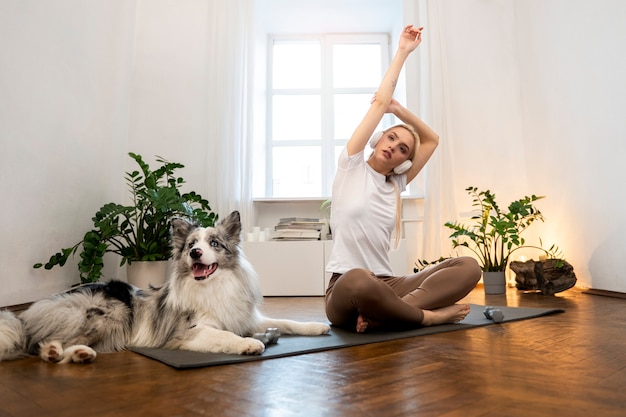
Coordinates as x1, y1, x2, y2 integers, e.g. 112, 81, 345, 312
325, 257, 481, 332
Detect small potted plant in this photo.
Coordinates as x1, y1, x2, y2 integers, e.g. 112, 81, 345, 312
34, 152, 217, 286
442, 186, 560, 294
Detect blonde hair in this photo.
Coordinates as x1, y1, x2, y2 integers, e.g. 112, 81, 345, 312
386, 124, 419, 249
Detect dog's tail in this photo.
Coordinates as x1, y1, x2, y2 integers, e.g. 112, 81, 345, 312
0, 310, 27, 361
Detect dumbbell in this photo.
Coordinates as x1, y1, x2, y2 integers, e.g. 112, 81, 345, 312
483, 306, 504, 323
252, 328, 281, 346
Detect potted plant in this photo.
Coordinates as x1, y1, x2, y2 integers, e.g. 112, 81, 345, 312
440, 186, 561, 294
34, 152, 218, 286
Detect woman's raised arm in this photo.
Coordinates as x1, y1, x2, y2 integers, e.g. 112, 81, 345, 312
346, 25, 423, 156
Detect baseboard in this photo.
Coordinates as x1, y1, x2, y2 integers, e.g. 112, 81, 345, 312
582, 288, 626, 299
1, 302, 32, 314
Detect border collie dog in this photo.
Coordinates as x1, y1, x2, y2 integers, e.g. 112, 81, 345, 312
0, 211, 330, 363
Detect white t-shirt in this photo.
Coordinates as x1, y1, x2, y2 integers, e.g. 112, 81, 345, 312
325, 147, 406, 276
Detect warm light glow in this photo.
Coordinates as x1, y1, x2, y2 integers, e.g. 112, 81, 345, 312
519, 255, 527, 262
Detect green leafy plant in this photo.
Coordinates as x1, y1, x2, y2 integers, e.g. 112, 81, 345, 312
431, 186, 562, 272
34, 152, 218, 284
414, 256, 450, 272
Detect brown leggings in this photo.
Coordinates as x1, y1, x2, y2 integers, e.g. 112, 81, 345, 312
325, 256, 481, 330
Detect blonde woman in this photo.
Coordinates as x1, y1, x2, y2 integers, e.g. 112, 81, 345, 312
325, 25, 481, 333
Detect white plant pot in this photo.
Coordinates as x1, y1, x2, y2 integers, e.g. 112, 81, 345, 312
483, 271, 506, 295
126, 260, 170, 289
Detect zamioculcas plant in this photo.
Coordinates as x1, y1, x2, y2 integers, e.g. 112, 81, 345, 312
34, 152, 217, 284
444, 186, 553, 272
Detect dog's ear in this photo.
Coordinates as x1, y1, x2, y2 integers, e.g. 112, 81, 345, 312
170, 218, 197, 254
218, 211, 241, 245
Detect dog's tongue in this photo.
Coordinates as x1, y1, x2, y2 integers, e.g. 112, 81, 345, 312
192, 263, 218, 279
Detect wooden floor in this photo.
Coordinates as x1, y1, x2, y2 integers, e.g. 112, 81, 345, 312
1, 285, 625, 417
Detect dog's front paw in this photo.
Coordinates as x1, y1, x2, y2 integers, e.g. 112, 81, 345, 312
237, 337, 265, 355
39, 341, 64, 363
40, 342, 97, 364
305, 322, 331, 335
62, 345, 97, 364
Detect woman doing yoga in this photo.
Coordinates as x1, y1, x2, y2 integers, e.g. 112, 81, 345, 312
325, 24, 481, 333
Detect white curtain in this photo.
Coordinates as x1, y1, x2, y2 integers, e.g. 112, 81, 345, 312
404, 0, 459, 260
205, 0, 255, 233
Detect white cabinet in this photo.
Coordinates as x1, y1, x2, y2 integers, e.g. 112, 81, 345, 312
242, 241, 325, 296
242, 240, 407, 296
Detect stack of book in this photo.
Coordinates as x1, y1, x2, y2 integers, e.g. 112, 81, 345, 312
272, 217, 325, 241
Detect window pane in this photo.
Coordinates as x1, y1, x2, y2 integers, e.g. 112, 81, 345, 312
272, 95, 321, 140
273, 42, 320, 89
272, 147, 321, 197
333, 44, 382, 88
334, 94, 373, 139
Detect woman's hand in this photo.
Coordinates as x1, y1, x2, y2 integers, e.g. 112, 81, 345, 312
399, 24, 423, 53
370, 95, 404, 116
386, 98, 403, 115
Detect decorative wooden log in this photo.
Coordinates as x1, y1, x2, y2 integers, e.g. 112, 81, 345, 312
509, 259, 577, 295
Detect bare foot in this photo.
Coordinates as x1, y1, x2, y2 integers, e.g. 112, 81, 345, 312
356, 314, 380, 333
421, 304, 471, 326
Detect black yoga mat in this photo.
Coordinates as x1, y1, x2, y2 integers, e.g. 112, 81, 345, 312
130, 304, 563, 369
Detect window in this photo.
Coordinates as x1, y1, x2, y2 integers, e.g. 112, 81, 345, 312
264, 34, 391, 198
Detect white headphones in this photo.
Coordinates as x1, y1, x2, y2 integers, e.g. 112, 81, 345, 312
369, 131, 413, 175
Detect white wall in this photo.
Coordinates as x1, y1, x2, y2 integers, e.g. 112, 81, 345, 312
513, 0, 626, 292
127, 0, 213, 183
0, 0, 223, 306
441, 0, 528, 202
0, 0, 137, 306
437, 0, 626, 292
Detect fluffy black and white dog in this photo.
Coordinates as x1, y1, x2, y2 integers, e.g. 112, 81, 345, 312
0, 211, 330, 364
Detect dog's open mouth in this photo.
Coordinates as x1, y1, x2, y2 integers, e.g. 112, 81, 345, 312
192, 263, 218, 280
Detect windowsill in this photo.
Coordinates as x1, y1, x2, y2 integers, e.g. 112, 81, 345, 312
253, 197, 329, 203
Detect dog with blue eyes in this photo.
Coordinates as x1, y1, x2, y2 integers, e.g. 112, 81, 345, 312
0, 211, 330, 364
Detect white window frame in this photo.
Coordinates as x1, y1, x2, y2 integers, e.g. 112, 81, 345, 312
265, 33, 391, 199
